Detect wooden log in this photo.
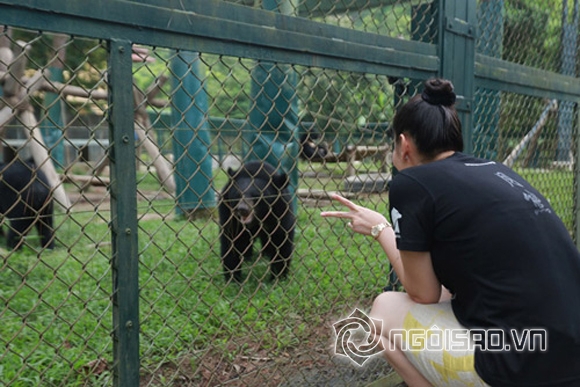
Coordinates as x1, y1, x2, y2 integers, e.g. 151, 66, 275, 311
145, 74, 168, 102
0, 43, 15, 137
134, 120, 176, 193
0, 46, 13, 73
20, 109, 71, 210
0, 70, 45, 114
22, 69, 45, 96
39, 79, 109, 100
0, 105, 15, 134
503, 99, 558, 168
3, 40, 30, 97
133, 87, 176, 193
0, 25, 11, 49
318, 144, 391, 176
50, 34, 68, 68
62, 174, 110, 186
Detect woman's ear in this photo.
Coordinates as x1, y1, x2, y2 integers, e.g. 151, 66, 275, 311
398, 133, 420, 166
399, 133, 411, 161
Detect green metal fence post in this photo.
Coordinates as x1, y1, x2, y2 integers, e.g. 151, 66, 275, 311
108, 39, 140, 387
557, 0, 579, 163
170, 51, 215, 216
474, 0, 504, 159
438, 0, 477, 154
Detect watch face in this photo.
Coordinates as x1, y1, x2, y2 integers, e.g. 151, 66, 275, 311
372, 223, 386, 237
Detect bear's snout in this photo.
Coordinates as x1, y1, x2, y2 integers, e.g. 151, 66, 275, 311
234, 201, 254, 224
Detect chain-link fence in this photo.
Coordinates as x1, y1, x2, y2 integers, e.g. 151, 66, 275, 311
0, 0, 579, 386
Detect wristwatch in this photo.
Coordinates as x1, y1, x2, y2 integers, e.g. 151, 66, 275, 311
371, 222, 391, 238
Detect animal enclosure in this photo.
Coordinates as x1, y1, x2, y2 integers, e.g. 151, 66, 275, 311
0, 1, 579, 386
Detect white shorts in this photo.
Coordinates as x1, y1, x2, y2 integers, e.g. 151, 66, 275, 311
400, 301, 490, 387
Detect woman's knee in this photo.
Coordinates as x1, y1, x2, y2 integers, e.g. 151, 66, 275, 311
370, 291, 415, 332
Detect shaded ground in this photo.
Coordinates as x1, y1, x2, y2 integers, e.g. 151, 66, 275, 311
138, 311, 395, 387
279, 356, 394, 387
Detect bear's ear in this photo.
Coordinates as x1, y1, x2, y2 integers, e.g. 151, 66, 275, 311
273, 172, 289, 190
227, 167, 236, 177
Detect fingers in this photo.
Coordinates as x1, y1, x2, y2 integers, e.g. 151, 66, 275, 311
329, 193, 358, 209
320, 194, 356, 219
320, 210, 351, 219
321, 194, 387, 237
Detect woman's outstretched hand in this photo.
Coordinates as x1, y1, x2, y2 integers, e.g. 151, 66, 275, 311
320, 193, 389, 236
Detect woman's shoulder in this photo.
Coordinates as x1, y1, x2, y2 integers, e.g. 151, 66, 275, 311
392, 152, 503, 190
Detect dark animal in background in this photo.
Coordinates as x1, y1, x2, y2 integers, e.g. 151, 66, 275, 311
218, 161, 295, 283
0, 159, 54, 249
300, 130, 329, 161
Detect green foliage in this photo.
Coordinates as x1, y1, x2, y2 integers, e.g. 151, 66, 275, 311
517, 168, 575, 230
298, 69, 393, 136
503, 0, 561, 70
11, 31, 107, 78
204, 56, 254, 120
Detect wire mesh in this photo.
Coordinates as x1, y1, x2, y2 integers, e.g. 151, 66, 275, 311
0, 0, 578, 386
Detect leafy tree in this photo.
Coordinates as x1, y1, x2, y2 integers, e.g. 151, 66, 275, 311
503, 0, 561, 71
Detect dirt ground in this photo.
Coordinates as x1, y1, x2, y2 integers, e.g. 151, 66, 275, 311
139, 315, 396, 387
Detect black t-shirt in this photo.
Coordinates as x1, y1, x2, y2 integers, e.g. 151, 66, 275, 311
389, 152, 580, 386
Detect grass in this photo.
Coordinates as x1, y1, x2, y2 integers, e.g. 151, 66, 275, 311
0, 163, 574, 386
135, 202, 391, 378
516, 168, 575, 229
0, 167, 391, 386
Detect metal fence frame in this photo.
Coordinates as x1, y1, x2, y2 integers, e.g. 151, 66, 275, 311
1, 0, 580, 385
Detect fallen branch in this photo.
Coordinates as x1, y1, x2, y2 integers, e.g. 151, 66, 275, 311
503, 99, 558, 168
39, 79, 108, 100
62, 174, 110, 186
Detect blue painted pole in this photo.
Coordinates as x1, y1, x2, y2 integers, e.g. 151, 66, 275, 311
42, 66, 66, 169
246, 0, 300, 209
170, 51, 215, 216
41, 35, 67, 169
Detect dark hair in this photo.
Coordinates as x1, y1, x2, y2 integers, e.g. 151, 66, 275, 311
392, 78, 463, 160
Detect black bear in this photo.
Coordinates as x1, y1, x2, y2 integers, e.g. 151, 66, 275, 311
300, 129, 329, 161
0, 159, 54, 249
218, 160, 295, 283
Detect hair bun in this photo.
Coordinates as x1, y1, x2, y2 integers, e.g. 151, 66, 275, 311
421, 78, 456, 106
